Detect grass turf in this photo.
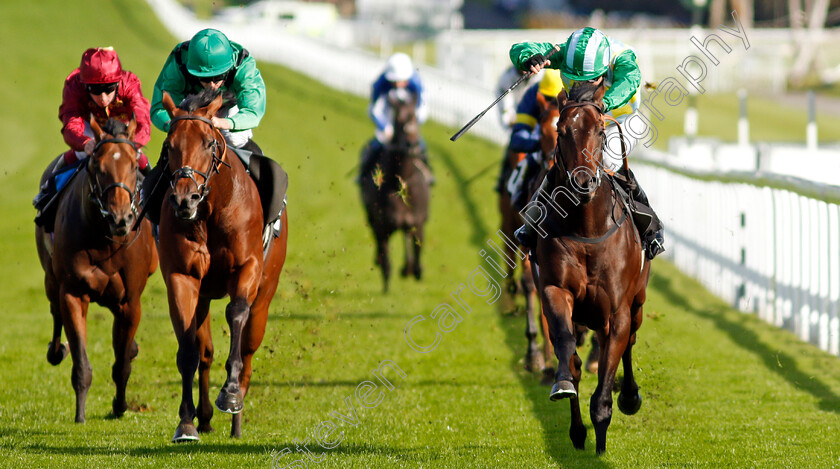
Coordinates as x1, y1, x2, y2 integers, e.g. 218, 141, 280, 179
1, 1, 840, 467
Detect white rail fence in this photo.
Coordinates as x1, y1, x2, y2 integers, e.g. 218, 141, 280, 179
638, 163, 840, 356
145, 0, 840, 357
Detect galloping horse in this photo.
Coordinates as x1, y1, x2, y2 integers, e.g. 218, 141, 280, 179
532, 77, 650, 453
360, 89, 431, 293
157, 90, 288, 441
35, 118, 158, 423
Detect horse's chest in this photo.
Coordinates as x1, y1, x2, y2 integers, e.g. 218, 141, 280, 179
70, 254, 126, 300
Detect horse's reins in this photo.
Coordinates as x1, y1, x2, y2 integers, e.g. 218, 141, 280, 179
550, 101, 631, 245
87, 137, 144, 246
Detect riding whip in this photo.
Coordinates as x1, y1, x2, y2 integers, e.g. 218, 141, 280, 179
450, 44, 561, 142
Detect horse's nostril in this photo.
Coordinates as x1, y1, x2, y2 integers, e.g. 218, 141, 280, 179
190, 193, 201, 202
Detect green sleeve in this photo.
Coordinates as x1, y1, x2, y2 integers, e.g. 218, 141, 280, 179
603, 50, 641, 112
509, 42, 565, 73
227, 55, 266, 131
150, 50, 188, 132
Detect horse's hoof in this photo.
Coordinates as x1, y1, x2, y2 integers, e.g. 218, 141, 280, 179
540, 367, 555, 386
570, 425, 587, 450
413, 267, 422, 280
400, 266, 410, 278
172, 422, 200, 443
524, 351, 544, 373
549, 380, 577, 401
46, 342, 69, 366
215, 389, 244, 414
197, 423, 215, 434
112, 398, 127, 418
618, 391, 642, 415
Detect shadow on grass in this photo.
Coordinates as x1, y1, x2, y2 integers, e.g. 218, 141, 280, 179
650, 270, 840, 415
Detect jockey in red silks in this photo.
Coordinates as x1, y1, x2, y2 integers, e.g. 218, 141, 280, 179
34, 47, 151, 211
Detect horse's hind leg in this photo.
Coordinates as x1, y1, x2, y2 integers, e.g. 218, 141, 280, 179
194, 298, 215, 433
110, 299, 141, 418
60, 292, 92, 423
569, 351, 586, 450
46, 297, 69, 366
400, 230, 415, 278
523, 257, 544, 374
590, 308, 632, 454
618, 303, 644, 416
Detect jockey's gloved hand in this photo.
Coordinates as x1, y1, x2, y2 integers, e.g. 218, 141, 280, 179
524, 53, 547, 71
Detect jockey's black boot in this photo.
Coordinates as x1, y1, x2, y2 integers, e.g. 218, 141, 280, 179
621, 169, 665, 260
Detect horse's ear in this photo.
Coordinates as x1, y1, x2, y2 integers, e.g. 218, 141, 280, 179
162, 91, 177, 117
205, 93, 223, 118
593, 76, 606, 108
126, 117, 137, 140
558, 90, 568, 108
89, 116, 105, 142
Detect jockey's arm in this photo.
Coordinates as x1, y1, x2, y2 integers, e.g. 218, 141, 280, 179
602, 50, 641, 112
509, 41, 566, 73
225, 58, 266, 131
58, 77, 93, 152
151, 52, 187, 132
122, 73, 152, 148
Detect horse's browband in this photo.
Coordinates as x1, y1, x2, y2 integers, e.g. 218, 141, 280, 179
169, 114, 215, 130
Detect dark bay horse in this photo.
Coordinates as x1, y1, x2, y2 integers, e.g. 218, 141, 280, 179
531, 77, 650, 453
35, 118, 158, 423
360, 90, 431, 293
157, 90, 288, 441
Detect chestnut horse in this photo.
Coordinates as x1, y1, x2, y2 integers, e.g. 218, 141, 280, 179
360, 90, 430, 293
35, 118, 158, 423
157, 90, 288, 441
529, 77, 650, 453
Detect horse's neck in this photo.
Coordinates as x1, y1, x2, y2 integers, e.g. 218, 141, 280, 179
204, 150, 253, 216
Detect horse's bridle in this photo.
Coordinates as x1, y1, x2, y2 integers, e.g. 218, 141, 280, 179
166, 114, 229, 204
87, 137, 140, 220
553, 101, 607, 192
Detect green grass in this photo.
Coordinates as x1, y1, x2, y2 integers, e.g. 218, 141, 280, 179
2, 1, 840, 467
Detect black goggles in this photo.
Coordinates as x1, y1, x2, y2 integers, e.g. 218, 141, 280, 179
197, 72, 227, 84
86, 82, 119, 95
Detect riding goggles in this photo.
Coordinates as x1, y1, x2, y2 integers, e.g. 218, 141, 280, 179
86, 82, 119, 95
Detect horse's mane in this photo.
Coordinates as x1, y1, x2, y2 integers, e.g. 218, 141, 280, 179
567, 80, 602, 104
102, 118, 128, 138
179, 89, 237, 113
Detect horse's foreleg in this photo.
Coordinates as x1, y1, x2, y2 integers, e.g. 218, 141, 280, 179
541, 285, 577, 401
168, 273, 201, 442
217, 259, 260, 415
411, 225, 423, 280
376, 233, 391, 293
110, 299, 141, 418
591, 307, 631, 454
195, 298, 214, 434
400, 230, 415, 278
60, 290, 91, 423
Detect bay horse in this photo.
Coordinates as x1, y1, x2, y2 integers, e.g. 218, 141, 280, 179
157, 89, 288, 441
35, 117, 158, 423
530, 76, 650, 453
360, 89, 431, 293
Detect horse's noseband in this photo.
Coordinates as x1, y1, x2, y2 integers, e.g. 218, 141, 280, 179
88, 137, 140, 220
166, 114, 228, 204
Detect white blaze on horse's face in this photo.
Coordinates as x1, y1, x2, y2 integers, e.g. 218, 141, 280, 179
113, 152, 121, 160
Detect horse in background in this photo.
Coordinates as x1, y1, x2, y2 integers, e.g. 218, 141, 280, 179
35, 117, 158, 423
360, 88, 431, 293
157, 89, 288, 442
531, 77, 650, 453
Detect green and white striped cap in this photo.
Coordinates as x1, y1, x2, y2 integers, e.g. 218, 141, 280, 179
561, 27, 611, 81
